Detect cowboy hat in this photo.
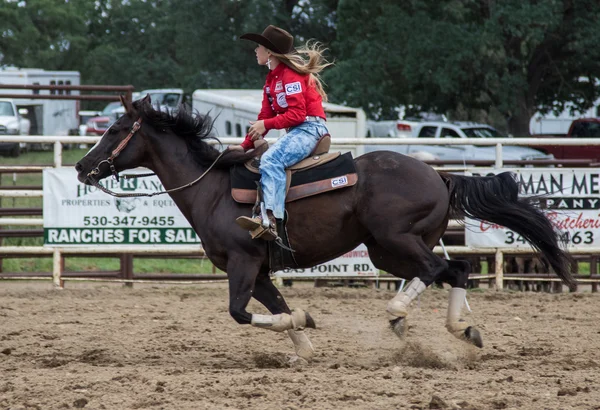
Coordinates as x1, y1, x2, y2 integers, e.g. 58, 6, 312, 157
240, 25, 296, 55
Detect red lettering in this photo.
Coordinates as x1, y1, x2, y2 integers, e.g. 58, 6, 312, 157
546, 211, 600, 230
480, 221, 505, 231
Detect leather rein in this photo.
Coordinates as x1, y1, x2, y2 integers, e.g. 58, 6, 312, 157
85, 117, 225, 198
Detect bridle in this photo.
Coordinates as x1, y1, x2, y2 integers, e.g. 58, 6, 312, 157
85, 116, 225, 198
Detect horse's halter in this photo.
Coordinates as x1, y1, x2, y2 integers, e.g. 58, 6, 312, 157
84, 116, 226, 198
87, 117, 143, 183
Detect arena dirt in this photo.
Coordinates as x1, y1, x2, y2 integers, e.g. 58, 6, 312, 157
1, 282, 599, 410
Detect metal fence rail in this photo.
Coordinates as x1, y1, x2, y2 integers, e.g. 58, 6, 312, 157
2, 135, 599, 289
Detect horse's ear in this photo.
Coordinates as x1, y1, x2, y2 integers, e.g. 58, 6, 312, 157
119, 95, 135, 116
141, 93, 152, 105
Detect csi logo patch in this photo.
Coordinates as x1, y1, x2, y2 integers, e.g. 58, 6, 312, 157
276, 92, 288, 108
331, 176, 348, 188
285, 81, 302, 95
275, 81, 283, 92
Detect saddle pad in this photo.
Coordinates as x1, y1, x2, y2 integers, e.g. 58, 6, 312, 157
230, 151, 358, 204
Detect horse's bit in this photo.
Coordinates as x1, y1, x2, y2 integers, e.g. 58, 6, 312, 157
85, 117, 225, 198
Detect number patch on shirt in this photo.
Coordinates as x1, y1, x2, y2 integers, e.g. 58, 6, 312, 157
285, 81, 302, 95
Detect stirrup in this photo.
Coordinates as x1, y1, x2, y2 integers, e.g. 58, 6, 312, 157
236, 216, 263, 231
236, 216, 278, 241
251, 225, 278, 241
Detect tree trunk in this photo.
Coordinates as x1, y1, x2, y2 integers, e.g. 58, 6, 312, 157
507, 96, 534, 137
507, 112, 531, 137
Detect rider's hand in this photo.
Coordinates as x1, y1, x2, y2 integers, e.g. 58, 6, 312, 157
248, 120, 266, 141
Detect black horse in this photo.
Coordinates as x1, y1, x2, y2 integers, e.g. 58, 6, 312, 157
75, 96, 575, 360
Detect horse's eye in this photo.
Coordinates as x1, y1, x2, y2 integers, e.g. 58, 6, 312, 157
108, 127, 119, 135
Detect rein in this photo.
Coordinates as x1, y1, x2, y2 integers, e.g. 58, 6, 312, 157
85, 117, 226, 198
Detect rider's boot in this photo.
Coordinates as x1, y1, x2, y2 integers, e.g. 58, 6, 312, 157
236, 210, 278, 241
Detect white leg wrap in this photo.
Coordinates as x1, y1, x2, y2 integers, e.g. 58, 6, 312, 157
287, 329, 315, 360
446, 287, 469, 337
251, 309, 307, 332
386, 278, 426, 320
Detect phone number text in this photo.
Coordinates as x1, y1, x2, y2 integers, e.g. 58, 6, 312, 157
83, 216, 175, 227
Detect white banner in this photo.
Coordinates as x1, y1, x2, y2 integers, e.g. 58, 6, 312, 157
465, 168, 600, 249
43, 168, 200, 246
274, 244, 378, 278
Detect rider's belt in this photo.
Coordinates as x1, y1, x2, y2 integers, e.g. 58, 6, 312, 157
286, 116, 326, 133
305, 116, 326, 123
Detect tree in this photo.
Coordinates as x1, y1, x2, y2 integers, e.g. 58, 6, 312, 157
330, 0, 600, 134
0, 0, 89, 70
324, 1, 409, 119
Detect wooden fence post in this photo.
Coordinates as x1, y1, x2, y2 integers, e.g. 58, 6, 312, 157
121, 253, 134, 288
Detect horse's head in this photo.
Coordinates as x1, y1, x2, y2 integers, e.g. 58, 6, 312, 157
75, 95, 152, 184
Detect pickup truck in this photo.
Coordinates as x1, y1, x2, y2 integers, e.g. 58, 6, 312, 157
364, 121, 553, 163
0, 98, 31, 157
532, 118, 600, 163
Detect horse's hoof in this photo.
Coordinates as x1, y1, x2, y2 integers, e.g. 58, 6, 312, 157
389, 317, 407, 338
288, 355, 309, 367
464, 326, 483, 348
305, 312, 316, 329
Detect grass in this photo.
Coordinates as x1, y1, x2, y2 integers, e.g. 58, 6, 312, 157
1, 148, 221, 275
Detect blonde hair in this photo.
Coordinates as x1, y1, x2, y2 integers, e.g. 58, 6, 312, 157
270, 40, 333, 102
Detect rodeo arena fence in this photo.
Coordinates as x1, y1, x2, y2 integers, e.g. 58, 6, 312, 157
2, 134, 600, 292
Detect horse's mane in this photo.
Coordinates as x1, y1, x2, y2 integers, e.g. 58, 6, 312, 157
134, 100, 265, 168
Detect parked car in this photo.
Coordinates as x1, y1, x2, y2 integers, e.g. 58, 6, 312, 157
367, 113, 448, 139
366, 120, 397, 138
530, 118, 600, 164
0, 99, 31, 157
139, 88, 185, 111
364, 121, 554, 164
82, 93, 143, 137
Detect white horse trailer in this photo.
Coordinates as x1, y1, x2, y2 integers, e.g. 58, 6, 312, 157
192, 89, 367, 156
0, 67, 80, 137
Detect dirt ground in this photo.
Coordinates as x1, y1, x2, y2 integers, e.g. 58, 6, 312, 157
1, 281, 599, 410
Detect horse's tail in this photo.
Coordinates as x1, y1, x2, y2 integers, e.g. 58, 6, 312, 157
440, 171, 577, 291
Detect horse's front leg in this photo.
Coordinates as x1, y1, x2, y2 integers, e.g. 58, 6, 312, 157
226, 256, 314, 332
253, 273, 315, 360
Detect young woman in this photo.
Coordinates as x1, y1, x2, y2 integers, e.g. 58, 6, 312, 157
234, 25, 332, 241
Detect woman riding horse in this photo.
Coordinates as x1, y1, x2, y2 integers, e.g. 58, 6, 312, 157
233, 25, 332, 242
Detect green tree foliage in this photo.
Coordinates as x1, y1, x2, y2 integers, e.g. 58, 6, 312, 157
1, 0, 599, 135
330, 0, 600, 134
0, 0, 89, 70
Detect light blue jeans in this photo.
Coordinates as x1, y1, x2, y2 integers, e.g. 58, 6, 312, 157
260, 121, 329, 219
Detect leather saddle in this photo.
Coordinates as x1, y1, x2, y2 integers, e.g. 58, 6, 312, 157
230, 134, 358, 204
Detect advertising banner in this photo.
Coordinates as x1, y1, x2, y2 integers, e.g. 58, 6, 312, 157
43, 168, 200, 246
465, 168, 600, 249
274, 244, 378, 278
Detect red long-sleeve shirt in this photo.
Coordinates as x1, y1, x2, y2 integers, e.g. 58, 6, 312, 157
240, 63, 326, 150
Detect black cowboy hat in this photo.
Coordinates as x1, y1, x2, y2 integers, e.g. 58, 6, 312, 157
240, 25, 296, 55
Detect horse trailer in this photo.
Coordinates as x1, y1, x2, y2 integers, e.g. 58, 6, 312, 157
192, 89, 367, 156
0, 67, 81, 137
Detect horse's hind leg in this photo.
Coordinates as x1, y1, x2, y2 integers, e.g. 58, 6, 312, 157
367, 236, 483, 347
253, 273, 315, 360
365, 236, 448, 337
438, 260, 483, 348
